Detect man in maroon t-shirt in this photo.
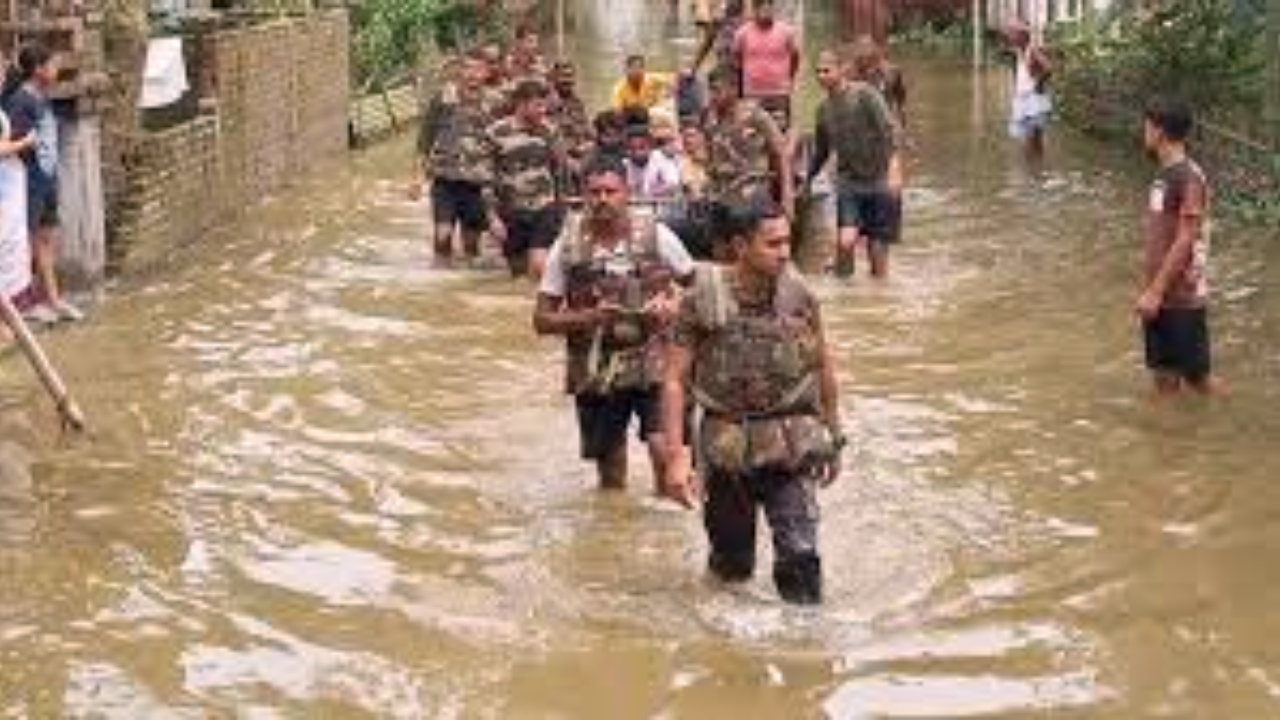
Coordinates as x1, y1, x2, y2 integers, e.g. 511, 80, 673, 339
1136, 97, 1219, 395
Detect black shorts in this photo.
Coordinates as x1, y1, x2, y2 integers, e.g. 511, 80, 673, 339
502, 206, 564, 259
1143, 307, 1211, 382
836, 188, 896, 244
575, 389, 661, 461
28, 177, 58, 231
752, 95, 792, 134
431, 178, 488, 232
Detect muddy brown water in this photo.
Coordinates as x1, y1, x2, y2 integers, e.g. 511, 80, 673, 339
2, 2, 1279, 717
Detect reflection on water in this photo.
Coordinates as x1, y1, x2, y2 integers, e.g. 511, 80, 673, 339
3, 0, 1280, 716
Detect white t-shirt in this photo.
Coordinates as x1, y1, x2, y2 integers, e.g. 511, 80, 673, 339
540, 220, 695, 298
625, 150, 683, 201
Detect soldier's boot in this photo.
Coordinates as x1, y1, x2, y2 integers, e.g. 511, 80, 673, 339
774, 553, 822, 605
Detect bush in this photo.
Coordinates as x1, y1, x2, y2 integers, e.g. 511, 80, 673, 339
352, 0, 502, 88
1052, 0, 1264, 129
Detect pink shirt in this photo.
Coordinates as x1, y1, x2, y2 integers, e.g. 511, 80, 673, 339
733, 21, 797, 97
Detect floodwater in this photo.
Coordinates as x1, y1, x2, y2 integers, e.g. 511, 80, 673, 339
3, 1, 1280, 717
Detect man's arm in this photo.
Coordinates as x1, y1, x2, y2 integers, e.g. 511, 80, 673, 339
660, 341, 697, 507
814, 306, 841, 431
807, 106, 831, 184
761, 110, 794, 214
532, 293, 605, 336
691, 17, 720, 72
1137, 178, 1206, 318
813, 302, 845, 486
787, 27, 801, 84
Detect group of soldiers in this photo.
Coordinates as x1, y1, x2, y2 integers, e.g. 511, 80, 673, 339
408, 4, 911, 605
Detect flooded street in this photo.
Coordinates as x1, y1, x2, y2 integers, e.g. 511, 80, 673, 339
3, 1, 1280, 716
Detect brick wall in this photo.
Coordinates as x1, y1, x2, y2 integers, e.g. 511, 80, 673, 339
113, 11, 350, 272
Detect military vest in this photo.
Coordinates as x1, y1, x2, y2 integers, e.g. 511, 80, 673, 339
689, 265, 833, 476
704, 101, 775, 204
429, 86, 501, 184
562, 208, 676, 396
689, 265, 821, 417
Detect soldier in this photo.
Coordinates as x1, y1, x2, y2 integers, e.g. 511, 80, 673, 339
661, 199, 844, 605
409, 50, 501, 266
534, 156, 696, 491
507, 24, 549, 88
547, 61, 595, 202
484, 79, 566, 280
808, 46, 900, 278
702, 65, 794, 216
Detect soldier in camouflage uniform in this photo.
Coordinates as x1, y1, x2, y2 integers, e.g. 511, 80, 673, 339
702, 65, 794, 216
534, 156, 695, 490
507, 24, 549, 88
410, 50, 503, 266
547, 61, 595, 203
483, 79, 566, 280
662, 199, 844, 605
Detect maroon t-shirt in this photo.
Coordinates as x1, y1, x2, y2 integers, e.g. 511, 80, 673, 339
1143, 158, 1210, 309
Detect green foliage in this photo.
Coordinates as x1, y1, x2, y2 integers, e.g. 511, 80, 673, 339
352, 0, 501, 87
1053, 0, 1264, 122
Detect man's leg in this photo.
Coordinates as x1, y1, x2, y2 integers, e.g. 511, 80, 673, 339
1143, 312, 1184, 396
577, 392, 632, 490
761, 472, 822, 604
703, 470, 757, 582
31, 225, 60, 306
597, 442, 628, 490
430, 181, 459, 266
526, 206, 565, 282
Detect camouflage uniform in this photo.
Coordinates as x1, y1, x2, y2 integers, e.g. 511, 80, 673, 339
418, 83, 505, 236
673, 264, 836, 604
420, 84, 503, 185
543, 208, 692, 461
547, 91, 594, 200
703, 101, 780, 207
484, 115, 565, 258
560, 209, 676, 397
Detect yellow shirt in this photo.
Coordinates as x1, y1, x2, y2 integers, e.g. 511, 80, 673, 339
612, 73, 673, 111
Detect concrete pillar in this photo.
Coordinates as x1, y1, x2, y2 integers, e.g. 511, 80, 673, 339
56, 114, 107, 292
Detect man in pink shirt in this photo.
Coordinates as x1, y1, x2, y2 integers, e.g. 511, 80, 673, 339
732, 0, 800, 133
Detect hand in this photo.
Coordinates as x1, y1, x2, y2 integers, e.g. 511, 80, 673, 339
818, 428, 846, 488
1135, 289, 1162, 321
662, 455, 700, 509
489, 217, 507, 243
407, 179, 424, 202
19, 132, 36, 150
593, 301, 623, 328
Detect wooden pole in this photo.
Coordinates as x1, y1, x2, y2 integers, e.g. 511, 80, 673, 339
1267, 0, 1280, 148
973, 0, 984, 68
0, 295, 87, 433
556, 0, 564, 58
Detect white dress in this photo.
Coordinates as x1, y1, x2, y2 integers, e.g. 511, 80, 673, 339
0, 109, 30, 300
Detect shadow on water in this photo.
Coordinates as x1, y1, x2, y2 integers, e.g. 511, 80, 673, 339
2, 0, 1280, 716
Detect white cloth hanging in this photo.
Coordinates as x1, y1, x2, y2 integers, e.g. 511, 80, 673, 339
139, 37, 189, 109
0, 110, 31, 300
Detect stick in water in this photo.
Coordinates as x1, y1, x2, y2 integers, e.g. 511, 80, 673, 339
0, 294, 87, 433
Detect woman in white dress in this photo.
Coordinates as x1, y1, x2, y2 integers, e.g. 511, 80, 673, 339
0, 96, 37, 344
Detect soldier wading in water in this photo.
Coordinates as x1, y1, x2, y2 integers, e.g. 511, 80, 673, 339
534, 157, 695, 490
662, 200, 845, 605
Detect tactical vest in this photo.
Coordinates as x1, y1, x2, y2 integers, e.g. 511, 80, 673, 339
690, 266, 834, 476
562, 207, 676, 396
704, 102, 775, 204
